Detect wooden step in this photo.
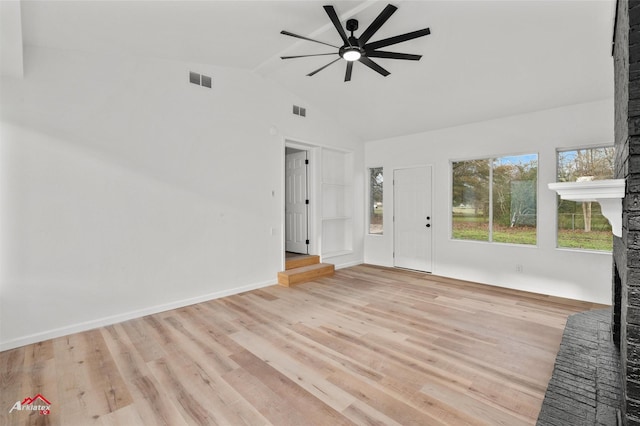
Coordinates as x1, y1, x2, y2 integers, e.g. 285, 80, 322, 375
278, 263, 335, 287
285, 255, 320, 270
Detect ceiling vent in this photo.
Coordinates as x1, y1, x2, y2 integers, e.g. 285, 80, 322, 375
189, 71, 212, 89
293, 105, 306, 117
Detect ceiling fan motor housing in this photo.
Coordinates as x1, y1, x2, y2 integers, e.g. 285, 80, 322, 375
346, 19, 358, 32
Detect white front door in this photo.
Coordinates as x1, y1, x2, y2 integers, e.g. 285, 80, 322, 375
285, 151, 309, 254
394, 166, 433, 272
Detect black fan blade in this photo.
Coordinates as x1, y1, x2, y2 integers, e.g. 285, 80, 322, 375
281, 30, 339, 49
281, 53, 337, 59
323, 5, 350, 46
344, 61, 353, 82
364, 28, 431, 51
307, 58, 341, 76
358, 57, 390, 77
358, 4, 397, 46
365, 50, 422, 61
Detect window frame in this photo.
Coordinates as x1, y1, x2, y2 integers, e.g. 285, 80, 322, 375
450, 152, 539, 246
555, 144, 615, 253
367, 166, 384, 236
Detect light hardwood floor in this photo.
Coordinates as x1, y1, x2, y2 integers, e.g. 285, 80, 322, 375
0, 265, 605, 426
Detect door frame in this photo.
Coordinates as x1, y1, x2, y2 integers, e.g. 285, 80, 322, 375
283, 140, 319, 266
285, 149, 310, 255
393, 165, 434, 273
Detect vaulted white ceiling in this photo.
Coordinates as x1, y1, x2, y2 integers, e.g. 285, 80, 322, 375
11, 0, 615, 141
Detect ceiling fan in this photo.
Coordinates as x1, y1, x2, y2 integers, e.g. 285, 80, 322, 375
280, 4, 430, 82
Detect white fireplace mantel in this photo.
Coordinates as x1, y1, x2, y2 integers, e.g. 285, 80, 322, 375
548, 179, 625, 237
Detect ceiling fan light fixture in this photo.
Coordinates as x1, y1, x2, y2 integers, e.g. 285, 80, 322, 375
343, 49, 361, 61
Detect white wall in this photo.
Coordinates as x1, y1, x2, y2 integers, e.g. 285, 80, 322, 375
0, 0, 23, 78
365, 99, 614, 304
0, 46, 363, 350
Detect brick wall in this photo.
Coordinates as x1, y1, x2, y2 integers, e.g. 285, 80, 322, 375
614, 0, 640, 424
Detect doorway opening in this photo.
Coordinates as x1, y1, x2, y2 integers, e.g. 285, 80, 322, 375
285, 146, 310, 255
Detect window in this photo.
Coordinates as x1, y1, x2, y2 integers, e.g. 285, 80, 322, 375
556, 146, 615, 251
452, 154, 538, 245
368, 167, 383, 234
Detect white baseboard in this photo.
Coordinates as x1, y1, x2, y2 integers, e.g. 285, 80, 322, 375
0, 279, 275, 352
334, 260, 363, 270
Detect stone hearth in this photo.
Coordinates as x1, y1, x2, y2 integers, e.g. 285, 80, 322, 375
537, 309, 622, 426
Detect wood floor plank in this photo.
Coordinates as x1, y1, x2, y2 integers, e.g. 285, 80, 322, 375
222, 363, 298, 426
162, 315, 239, 375
230, 329, 356, 412
82, 330, 133, 415
0, 264, 605, 425
119, 319, 167, 363
155, 351, 263, 426
327, 370, 448, 426
0, 348, 26, 426
52, 334, 101, 425
97, 405, 145, 426
146, 357, 214, 425
341, 399, 406, 426
99, 324, 188, 426
419, 380, 531, 426
229, 349, 352, 426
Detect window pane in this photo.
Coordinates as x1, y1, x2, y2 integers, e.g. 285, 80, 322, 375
369, 167, 383, 234
557, 146, 614, 251
452, 159, 490, 241
492, 155, 537, 245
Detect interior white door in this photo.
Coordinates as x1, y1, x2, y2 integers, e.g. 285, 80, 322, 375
285, 151, 309, 254
394, 166, 433, 272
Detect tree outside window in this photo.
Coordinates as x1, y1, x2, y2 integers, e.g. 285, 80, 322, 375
452, 154, 538, 245
556, 146, 614, 251
452, 159, 490, 241
369, 168, 383, 234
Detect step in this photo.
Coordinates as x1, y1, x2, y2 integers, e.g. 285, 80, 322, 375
278, 263, 335, 287
285, 255, 320, 270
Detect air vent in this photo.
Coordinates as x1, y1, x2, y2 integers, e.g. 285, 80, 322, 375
293, 105, 306, 117
189, 71, 212, 89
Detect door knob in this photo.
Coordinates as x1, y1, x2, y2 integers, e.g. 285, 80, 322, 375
426, 224, 431, 228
